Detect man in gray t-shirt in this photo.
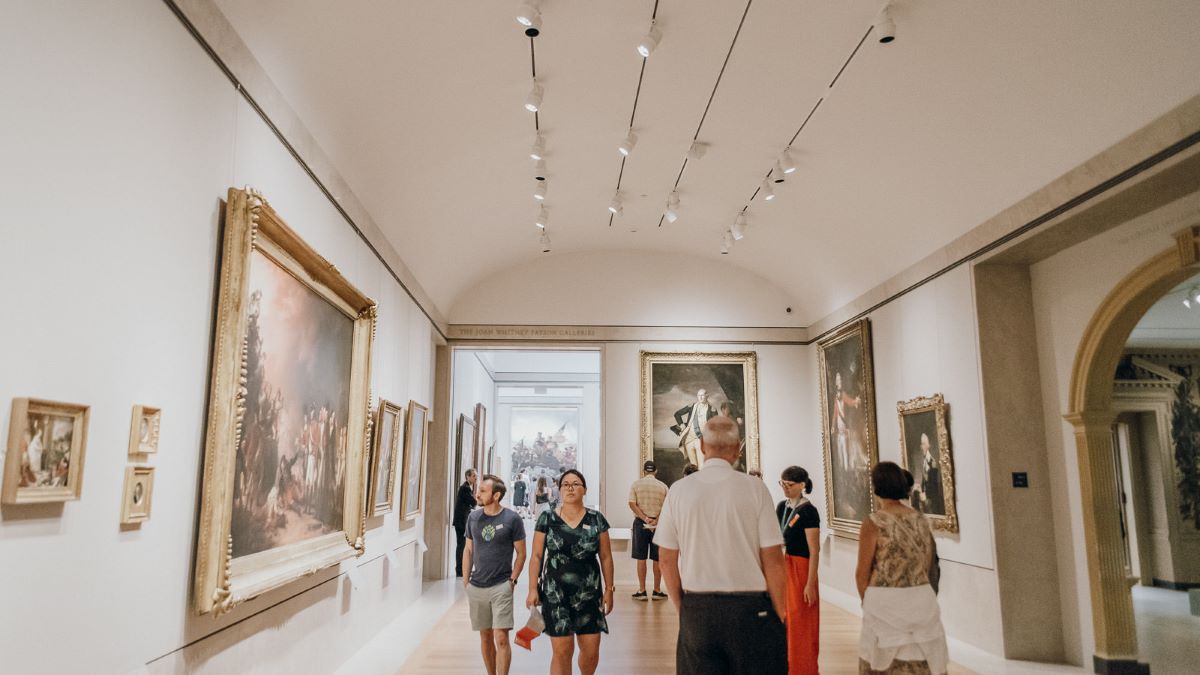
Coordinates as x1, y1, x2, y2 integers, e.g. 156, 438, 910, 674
463, 475, 526, 675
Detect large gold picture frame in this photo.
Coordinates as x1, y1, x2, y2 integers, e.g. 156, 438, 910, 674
193, 188, 376, 616
897, 393, 958, 533
639, 351, 760, 486
817, 319, 880, 538
367, 399, 403, 517
399, 401, 429, 520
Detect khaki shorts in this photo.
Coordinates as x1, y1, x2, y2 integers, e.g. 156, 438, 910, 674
466, 580, 515, 631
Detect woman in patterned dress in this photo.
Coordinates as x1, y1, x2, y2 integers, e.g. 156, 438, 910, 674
525, 469, 615, 675
856, 462, 948, 674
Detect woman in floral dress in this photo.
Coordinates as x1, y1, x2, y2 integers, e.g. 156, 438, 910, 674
526, 469, 615, 675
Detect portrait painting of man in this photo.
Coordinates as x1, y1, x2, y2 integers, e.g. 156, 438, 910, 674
817, 319, 879, 536
898, 393, 958, 532
640, 352, 759, 486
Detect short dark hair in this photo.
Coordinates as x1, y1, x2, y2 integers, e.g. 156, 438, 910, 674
482, 474, 506, 499
780, 466, 813, 494
872, 461, 913, 500
682, 463, 699, 476
465, 468, 477, 479
558, 469, 587, 490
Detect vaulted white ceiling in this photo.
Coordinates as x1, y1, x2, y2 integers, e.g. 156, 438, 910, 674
214, 0, 1200, 325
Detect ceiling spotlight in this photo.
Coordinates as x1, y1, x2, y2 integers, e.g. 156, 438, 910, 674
1193, 286, 1200, 304
608, 193, 623, 215
530, 134, 545, 160
535, 205, 549, 229
731, 213, 746, 240
772, 163, 786, 183
665, 191, 680, 223
723, 230, 735, 249
534, 159, 547, 181
523, 12, 542, 37
1185, 298, 1193, 309
780, 148, 797, 174
687, 141, 709, 161
874, 3, 896, 43
618, 130, 638, 156
760, 180, 776, 201
720, 244, 730, 255
524, 79, 544, 112
540, 230, 552, 253
516, 3, 540, 27
533, 181, 547, 200
637, 21, 662, 58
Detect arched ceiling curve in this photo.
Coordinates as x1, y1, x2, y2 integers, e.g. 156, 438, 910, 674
213, 0, 1200, 326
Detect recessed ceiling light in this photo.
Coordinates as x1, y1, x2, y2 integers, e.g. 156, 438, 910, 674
760, 180, 775, 201
637, 22, 662, 58
619, 130, 638, 156
524, 79, 544, 112
533, 181, 547, 200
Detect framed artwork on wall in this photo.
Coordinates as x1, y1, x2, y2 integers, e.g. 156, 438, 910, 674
473, 403, 488, 477
639, 351, 760, 487
128, 405, 161, 456
367, 399, 403, 517
2, 398, 90, 505
510, 405, 580, 486
399, 401, 429, 520
193, 188, 376, 616
120, 465, 155, 525
455, 414, 478, 487
898, 394, 959, 533
817, 319, 880, 538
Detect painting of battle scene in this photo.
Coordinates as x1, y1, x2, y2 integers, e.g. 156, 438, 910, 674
231, 249, 354, 559
509, 406, 580, 488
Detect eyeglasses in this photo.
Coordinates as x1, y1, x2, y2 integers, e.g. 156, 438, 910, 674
779, 480, 797, 488
560, 482, 584, 489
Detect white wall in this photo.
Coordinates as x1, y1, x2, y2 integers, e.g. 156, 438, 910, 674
0, 2, 434, 673
450, 352, 496, 478
1029, 191, 1200, 665
449, 250, 804, 328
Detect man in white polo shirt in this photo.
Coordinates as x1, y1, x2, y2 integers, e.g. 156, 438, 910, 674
654, 415, 787, 675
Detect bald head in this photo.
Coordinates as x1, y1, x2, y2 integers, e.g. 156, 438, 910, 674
700, 415, 741, 461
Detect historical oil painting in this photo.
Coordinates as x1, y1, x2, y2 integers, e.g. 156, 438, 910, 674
639, 351, 759, 486
368, 399, 402, 517
400, 401, 429, 519
2, 398, 90, 505
510, 406, 580, 486
898, 393, 958, 532
818, 319, 880, 537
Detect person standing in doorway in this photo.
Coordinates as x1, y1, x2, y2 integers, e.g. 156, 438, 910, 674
655, 416, 788, 675
463, 475, 527, 675
513, 472, 529, 516
628, 460, 669, 601
453, 468, 478, 577
778, 466, 821, 674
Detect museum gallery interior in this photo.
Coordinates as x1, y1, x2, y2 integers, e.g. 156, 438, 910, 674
3, 1, 1200, 674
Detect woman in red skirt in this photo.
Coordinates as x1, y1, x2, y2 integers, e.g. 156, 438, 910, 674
777, 466, 821, 674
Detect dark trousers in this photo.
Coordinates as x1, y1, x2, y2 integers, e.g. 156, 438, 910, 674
454, 524, 466, 577
677, 592, 786, 675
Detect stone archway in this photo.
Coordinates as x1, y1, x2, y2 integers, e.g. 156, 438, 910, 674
1066, 224, 1200, 671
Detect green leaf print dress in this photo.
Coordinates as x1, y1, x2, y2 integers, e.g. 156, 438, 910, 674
535, 508, 610, 637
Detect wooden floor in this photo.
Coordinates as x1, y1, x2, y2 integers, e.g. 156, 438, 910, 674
397, 583, 976, 674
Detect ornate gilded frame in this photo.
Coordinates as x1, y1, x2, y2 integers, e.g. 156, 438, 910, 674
120, 465, 155, 525
638, 351, 761, 474
897, 393, 958, 533
128, 405, 161, 456
2, 398, 90, 505
367, 399, 403, 517
400, 401, 429, 520
473, 403, 488, 475
817, 318, 880, 538
193, 187, 376, 616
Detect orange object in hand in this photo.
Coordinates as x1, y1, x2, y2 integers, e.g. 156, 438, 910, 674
515, 606, 545, 650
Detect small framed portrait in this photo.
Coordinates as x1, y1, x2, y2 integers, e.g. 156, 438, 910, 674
2, 398, 90, 505
897, 393, 958, 533
366, 399, 403, 517
121, 465, 156, 524
129, 405, 161, 456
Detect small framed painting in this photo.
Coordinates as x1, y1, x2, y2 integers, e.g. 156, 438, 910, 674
129, 405, 161, 456
2, 398, 90, 505
399, 401, 429, 520
120, 465, 156, 525
366, 399, 403, 517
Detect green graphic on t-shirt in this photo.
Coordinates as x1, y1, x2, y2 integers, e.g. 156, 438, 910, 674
482, 524, 497, 542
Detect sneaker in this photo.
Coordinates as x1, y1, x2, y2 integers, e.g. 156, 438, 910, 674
632, 591, 649, 601
652, 591, 668, 600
